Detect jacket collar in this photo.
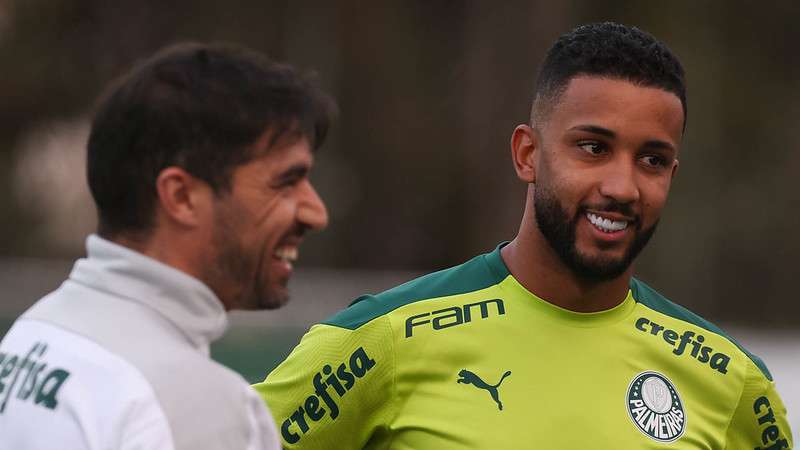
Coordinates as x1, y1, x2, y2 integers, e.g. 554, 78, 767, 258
68, 234, 228, 354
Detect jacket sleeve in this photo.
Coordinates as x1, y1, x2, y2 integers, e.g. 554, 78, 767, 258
724, 359, 793, 449
252, 316, 396, 449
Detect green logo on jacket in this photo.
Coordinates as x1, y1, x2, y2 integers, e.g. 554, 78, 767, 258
405, 298, 505, 338
279, 346, 377, 444
457, 369, 511, 411
0, 342, 71, 414
634, 317, 731, 374
626, 371, 686, 442
753, 396, 790, 449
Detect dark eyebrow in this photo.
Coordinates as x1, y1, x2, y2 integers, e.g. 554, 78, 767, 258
568, 124, 616, 138
642, 139, 676, 153
569, 124, 676, 152
275, 163, 310, 183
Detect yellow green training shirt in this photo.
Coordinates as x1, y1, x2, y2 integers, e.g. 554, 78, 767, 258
254, 244, 793, 449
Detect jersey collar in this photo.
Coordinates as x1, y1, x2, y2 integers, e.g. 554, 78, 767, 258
487, 241, 636, 327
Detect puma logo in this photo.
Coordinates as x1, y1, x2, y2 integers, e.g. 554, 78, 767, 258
457, 369, 512, 410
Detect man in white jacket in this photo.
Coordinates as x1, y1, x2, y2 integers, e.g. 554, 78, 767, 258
0, 42, 334, 449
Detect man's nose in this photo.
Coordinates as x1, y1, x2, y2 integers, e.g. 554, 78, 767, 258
298, 181, 329, 231
598, 158, 640, 204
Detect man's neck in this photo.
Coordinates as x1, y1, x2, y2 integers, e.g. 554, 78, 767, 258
500, 234, 633, 313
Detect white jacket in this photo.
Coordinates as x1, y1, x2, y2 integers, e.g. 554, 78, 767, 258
0, 235, 280, 449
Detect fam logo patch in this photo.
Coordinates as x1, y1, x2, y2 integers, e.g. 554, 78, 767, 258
626, 371, 686, 442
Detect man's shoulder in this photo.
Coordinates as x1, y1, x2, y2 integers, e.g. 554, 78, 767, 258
12, 283, 261, 426
1, 314, 153, 393
629, 277, 772, 381
3, 308, 244, 398
321, 245, 510, 331
2, 318, 271, 449
0, 317, 169, 437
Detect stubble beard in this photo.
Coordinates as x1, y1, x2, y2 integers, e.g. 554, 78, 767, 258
532, 183, 658, 283
204, 203, 289, 310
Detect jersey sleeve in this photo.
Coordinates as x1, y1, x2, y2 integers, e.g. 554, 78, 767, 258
724, 359, 793, 450
252, 315, 396, 449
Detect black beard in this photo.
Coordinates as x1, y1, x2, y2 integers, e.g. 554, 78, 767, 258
533, 184, 657, 282
206, 201, 288, 310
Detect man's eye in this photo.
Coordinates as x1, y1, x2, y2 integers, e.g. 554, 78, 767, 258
641, 155, 667, 168
578, 141, 604, 155
274, 177, 300, 189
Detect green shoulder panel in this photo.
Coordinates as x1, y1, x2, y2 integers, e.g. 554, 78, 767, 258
630, 277, 773, 381
322, 244, 511, 330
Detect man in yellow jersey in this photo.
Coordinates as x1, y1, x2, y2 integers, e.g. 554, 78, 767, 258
254, 22, 793, 449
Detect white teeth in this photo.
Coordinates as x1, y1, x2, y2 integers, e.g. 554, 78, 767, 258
274, 246, 298, 262
586, 213, 628, 232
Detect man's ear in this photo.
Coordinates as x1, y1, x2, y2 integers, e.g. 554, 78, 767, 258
671, 158, 680, 180
510, 124, 538, 183
154, 167, 213, 228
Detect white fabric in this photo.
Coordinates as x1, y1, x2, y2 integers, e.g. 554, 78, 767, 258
0, 235, 280, 450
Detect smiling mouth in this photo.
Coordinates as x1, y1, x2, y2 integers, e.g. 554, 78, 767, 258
274, 245, 299, 269
586, 212, 629, 233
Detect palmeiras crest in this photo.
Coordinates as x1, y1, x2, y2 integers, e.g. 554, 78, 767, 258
626, 371, 686, 442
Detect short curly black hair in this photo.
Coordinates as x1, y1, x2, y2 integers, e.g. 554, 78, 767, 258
532, 22, 686, 127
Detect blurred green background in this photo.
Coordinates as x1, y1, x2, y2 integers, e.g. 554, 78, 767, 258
211, 326, 301, 383
1, 0, 799, 324
0, 0, 797, 430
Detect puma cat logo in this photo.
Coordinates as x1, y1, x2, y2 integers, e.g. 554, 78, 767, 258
457, 369, 512, 410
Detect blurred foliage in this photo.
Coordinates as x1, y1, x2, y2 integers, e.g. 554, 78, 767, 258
210, 326, 305, 384
1, 0, 798, 325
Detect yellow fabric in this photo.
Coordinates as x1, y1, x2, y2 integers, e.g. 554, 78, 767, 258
254, 251, 792, 449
